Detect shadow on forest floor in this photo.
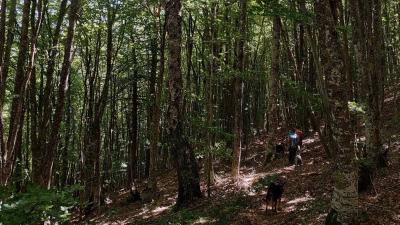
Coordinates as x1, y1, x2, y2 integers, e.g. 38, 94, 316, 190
88, 91, 400, 225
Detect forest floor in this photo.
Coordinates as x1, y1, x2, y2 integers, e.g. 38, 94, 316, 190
87, 92, 400, 225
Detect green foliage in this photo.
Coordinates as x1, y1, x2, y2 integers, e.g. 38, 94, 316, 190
251, 0, 313, 22
194, 141, 233, 162
348, 101, 366, 114
282, 77, 322, 111
0, 185, 81, 225
251, 174, 277, 192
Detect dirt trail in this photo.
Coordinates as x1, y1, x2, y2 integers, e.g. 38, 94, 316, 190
89, 93, 400, 225
90, 128, 399, 225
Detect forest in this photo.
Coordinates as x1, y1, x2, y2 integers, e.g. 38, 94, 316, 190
0, 0, 399, 224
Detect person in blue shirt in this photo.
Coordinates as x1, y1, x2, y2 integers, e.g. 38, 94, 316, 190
288, 128, 302, 165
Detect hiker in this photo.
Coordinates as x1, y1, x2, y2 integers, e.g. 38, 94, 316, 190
294, 128, 304, 166
294, 128, 304, 148
288, 129, 298, 165
288, 128, 303, 166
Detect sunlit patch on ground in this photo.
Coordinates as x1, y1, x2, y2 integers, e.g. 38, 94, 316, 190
270, 165, 295, 175
284, 204, 297, 213
141, 205, 171, 219
193, 217, 217, 224
286, 194, 315, 205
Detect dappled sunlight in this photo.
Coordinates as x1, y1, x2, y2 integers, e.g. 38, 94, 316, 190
284, 204, 297, 213
142, 205, 172, 219
238, 170, 266, 190
270, 165, 295, 175
303, 137, 317, 145
286, 194, 315, 205
193, 217, 217, 224
384, 96, 394, 103
152, 205, 172, 214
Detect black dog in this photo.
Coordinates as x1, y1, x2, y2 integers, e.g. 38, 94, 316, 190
275, 144, 284, 158
288, 145, 297, 165
265, 181, 285, 213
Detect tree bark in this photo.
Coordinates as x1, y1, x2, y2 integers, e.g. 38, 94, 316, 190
231, 0, 246, 181
127, 49, 139, 185
1, 0, 32, 185
166, 0, 202, 207
33, 0, 68, 185
31, 0, 79, 188
315, 1, 358, 224
265, 15, 281, 164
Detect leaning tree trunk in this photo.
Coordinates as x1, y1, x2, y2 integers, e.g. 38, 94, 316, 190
316, 1, 358, 225
1, 0, 31, 185
166, 0, 202, 207
43, 0, 80, 188
32, 0, 69, 187
82, 5, 114, 207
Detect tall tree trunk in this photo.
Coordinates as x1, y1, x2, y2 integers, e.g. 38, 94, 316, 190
366, 0, 385, 168
0, 0, 17, 162
127, 49, 138, 185
0, 0, 6, 69
148, 33, 158, 192
83, 4, 114, 206
265, 15, 281, 164
33, 0, 68, 185
0, 0, 16, 106
316, 1, 358, 224
153, 12, 167, 170
231, 0, 246, 181
1, 0, 32, 185
32, 0, 79, 188
166, 0, 202, 207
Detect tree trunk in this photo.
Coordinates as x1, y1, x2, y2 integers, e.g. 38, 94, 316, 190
32, 0, 79, 188
127, 48, 139, 186
1, 0, 31, 185
315, 1, 358, 224
265, 16, 281, 164
33, 0, 68, 186
231, 0, 246, 181
166, 0, 202, 207
82, 4, 114, 207
148, 33, 158, 192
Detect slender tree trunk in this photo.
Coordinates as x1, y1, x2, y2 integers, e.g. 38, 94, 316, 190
231, 0, 246, 181
83, 4, 114, 206
166, 0, 202, 207
127, 50, 139, 185
33, 0, 68, 182
154, 12, 167, 170
0, 0, 16, 159
0, 0, 16, 106
33, 0, 79, 188
148, 32, 158, 192
1, 0, 32, 185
